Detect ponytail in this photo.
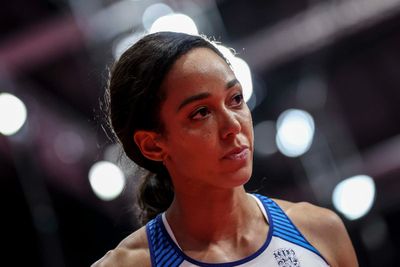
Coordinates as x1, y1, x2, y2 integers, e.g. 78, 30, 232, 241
136, 168, 174, 225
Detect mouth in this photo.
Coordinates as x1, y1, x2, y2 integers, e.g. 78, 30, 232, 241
222, 146, 250, 160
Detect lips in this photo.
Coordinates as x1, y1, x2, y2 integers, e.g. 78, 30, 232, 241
222, 146, 249, 160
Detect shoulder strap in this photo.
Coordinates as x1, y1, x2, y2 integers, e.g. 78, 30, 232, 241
253, 194, 322, 256
146, 215, 184, 267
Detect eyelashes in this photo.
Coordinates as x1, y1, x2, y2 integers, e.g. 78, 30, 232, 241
231, 93, 244, 106
190, 106, 211, 120
189, 93, 244, 121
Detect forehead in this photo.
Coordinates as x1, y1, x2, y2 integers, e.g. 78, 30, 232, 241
169, 47, 227, 76
161, 47, 235, 102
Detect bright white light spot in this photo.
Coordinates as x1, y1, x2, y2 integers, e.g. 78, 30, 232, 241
142, 3, 174, 31
103, 143, 137, 176
276, 109, 315, 157
254, 121, 277, 155
215, 45, 253, 102
332, 175, 376, 220
150, 13, 198, 35
231, 57, 253, 102
0, 93, 27, 136
88, 161, 126, 201
112, 32, 143, 60
54, 131, 85, 164
216, 45, 235, 62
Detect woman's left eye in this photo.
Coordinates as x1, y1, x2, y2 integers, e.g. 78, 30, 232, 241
190, 107, 211, 120
231, 93, 244, 106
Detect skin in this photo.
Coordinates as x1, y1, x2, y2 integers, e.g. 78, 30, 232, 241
92, 48, 358, 267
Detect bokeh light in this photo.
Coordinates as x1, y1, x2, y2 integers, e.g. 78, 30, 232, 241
332, 174, 376, 220
230, 57, 253, 102
53, 131, 85, 164
0, 92, 27, 136
216, 45, 253, 102
276, 109, 315, 157
150, 13, 198, 35
88, 161, 126, 201
112, 32, 143, 60
142, 3, 174, 31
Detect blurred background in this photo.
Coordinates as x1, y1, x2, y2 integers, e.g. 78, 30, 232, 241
1, 0, 400, 266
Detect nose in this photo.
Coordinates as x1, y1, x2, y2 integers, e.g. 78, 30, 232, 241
220, 109, 241, 139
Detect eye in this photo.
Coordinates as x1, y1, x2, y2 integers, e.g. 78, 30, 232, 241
231, 93, 244, 107
190, 107, 211, 120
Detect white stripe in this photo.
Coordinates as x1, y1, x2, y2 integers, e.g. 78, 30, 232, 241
162, 213, 182, 249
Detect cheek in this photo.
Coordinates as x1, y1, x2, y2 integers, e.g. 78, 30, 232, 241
241, 110, 254, 135
249, 118, 254, 137
168, 125, 216, 156
183, 128, 215, 149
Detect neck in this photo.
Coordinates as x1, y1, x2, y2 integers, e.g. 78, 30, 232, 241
166, 186, 260, 244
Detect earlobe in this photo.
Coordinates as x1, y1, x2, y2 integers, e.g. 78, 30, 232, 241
133, 130, 165, 162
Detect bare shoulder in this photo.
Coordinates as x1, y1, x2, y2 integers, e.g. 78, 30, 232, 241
91, 225, 151, 267
273, 198, 340, 232
272, 198, 358, 267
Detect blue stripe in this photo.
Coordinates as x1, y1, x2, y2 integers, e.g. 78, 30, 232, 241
273, 227, 307, 243
258, 196, 272, 205
146, 223, 156, 267
164, 253, 183, 267
146, 215, 185, 267
269, 208, 288, 218
155, 232, 166, 248
269, 212, 289, 223
273, 220, 297, 232
258, 195, 326, 258
155, 241, 173, 260
274, 232, 318, 253
158, 247, 175, 265
273, 222, 301, 236
272, 216, 296, 229
269, 209, 288, 219
269, 206, 286, 214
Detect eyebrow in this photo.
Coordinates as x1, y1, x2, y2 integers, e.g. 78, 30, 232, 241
177, 78, 240, 111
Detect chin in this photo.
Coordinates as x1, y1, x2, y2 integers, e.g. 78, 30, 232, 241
223, 166, 253, 187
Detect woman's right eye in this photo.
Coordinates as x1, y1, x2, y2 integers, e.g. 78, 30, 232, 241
190, 107, 211, 120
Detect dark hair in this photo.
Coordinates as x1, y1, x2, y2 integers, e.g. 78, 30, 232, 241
106, 32, 227, 225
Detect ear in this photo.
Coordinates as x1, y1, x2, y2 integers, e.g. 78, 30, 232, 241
133, 130, 166, 162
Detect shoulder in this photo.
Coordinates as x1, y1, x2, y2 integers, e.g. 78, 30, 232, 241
273, 198, 340, 232
91, 225, 152, 267
272, 198, 358, 267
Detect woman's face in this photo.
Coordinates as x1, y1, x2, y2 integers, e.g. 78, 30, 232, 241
158, 47, 254, 192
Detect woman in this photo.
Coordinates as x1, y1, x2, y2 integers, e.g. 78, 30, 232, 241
93, 32, 358, 267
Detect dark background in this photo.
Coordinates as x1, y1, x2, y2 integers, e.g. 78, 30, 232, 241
1, 0, 400, 266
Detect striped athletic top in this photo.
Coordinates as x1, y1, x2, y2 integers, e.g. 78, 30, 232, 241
146, 194, 330, 266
